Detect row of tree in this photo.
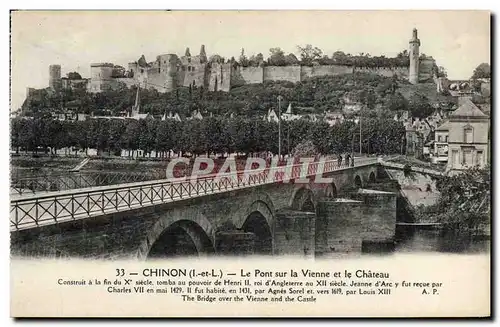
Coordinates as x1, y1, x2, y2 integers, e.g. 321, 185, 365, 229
11, 116, 406, 158
235, 47, 413, 68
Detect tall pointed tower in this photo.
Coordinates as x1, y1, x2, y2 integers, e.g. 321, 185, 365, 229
409, 28, 421, 85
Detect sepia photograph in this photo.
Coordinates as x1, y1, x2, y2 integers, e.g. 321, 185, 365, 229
8, 9, 492, 318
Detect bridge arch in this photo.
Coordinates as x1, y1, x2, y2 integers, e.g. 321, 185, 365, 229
290, 186, 316, 212
147, 220, 215, 259
233, 192, 275, 230
137, 209, 215, 260
354, 175, 363, 189
368, 171, 376, 184
241, 210, 273, 255
231, 192, 276, 255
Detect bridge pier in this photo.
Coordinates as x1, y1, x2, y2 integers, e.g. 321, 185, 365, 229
273, 209, 316, 258
215, 231, 255, 256
315, 199, 364, 257
352, 189, 397, 247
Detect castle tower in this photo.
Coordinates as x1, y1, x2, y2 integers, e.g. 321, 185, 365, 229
49, 64, 62, 91
199, 45, 207, 63
409, 28, 420, 85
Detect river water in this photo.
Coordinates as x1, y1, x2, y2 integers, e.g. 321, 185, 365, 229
362, 226, 491, 255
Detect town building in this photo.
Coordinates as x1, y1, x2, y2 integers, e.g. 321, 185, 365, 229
431, 120, 450, 163
446, 98, 490, 172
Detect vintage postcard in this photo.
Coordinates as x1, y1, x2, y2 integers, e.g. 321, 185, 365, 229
9, 10, 491, 317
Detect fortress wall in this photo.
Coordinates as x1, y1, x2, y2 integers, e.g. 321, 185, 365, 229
142, 71, 171, 92
233, 66, 264, 85
209, 63, 232, 92
182, 63, 208, 88
114, 78, 137, 89
353, 66, 409, 79
263, 66, 301, 83
301, 65, 353, 79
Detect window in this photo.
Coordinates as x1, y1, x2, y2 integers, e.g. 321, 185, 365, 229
462, 149, 473, 166
437, 135, 442, 142
464, 126, 473, 143
452, 150, 459, 167
158, 68, 160, 74
140, 69, 144, 73
476, 151, 484, 166
445, 135, 448, 142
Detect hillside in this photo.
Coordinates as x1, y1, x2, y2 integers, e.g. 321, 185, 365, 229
22, 72, 444, 119
397, 81, 456, 107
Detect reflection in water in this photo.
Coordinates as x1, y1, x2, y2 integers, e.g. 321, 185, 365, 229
363, 226, 491, 255
394, 226, 490, 254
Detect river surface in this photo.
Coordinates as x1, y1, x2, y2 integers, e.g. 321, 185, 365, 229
363, 226, 491, 255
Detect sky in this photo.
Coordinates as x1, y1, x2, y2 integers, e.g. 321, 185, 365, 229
10, 10, 491, 111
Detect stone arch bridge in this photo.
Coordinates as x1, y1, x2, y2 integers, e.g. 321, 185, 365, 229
10, 158, 397, 260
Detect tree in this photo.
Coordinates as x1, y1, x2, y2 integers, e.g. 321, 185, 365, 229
268, 48, 286, 66
435, 65, 447, 78
239, 48, 249, 67
297, 44, 323, 66
385, 92, 408, 111
285, 53, 300, 65
111, 65, 126, 78
332, 51, 349, 65
420, 166, 491, 235
408, 92, 433, 118
471, 63, 491, 79
255, 53, 265, 66
292, 140, 318, 157
66, 72, 82, 80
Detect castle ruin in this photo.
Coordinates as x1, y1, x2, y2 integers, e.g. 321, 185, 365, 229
48, 29, 436, 95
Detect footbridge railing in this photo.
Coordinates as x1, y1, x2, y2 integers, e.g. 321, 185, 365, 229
10, 157, 378, 231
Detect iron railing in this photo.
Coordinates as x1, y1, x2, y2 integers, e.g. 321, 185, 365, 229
10, 170, 163, 195
10, 157, 378, 231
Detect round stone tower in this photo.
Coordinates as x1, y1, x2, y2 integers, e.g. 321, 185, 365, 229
409, 28, 420, 85
49, 64, 62, 91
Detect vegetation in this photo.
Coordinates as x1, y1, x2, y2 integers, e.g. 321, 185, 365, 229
23, 73, 434, 119
416, 166, 490, 234
10, 116, 405, 158
237, 46, 411, 68
471, 63, 490, 80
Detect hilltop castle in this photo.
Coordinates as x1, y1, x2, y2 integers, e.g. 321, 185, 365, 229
46, 29, 435, 95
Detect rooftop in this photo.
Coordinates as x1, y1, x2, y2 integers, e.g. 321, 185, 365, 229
450, 99, 488, 118
435, 120, 451, 131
